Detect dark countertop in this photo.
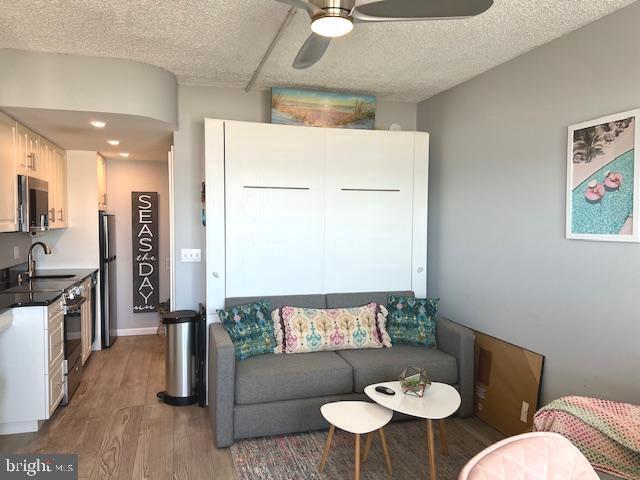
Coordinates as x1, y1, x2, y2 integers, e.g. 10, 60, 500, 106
0, 268, 98, 313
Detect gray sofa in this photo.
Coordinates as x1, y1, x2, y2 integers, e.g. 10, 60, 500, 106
208, 291, 475, 448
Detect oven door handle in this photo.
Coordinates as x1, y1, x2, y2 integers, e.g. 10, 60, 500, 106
65, 297, 87, 314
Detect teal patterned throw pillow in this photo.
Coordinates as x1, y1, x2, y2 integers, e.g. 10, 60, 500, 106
386, 296, 439, 348
217, 300, 276, 360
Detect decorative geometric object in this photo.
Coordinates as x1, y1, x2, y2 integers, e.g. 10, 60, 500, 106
399, 367, 431, 397
271, 87, 376, 130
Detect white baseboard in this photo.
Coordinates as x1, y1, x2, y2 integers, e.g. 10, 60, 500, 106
116, 327, 160, 337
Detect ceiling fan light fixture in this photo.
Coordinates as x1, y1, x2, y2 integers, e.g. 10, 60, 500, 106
311, 10, 353, 38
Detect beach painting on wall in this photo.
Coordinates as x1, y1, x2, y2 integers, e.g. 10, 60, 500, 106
271, 87, 376, 129
567, 109, 640, 242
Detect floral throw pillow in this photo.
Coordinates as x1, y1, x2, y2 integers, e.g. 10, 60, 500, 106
272, 303, 392, 354
217, 300, 276, 360
386, 296, 438, 348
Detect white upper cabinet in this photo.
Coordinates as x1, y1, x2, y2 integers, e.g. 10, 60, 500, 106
224, 122, 326, 297
324, 129, 416, 293
208, 119, 430, 305
97, 154, 107, 210
0, 113, 17, 232
48, 146, 68, 229
55, 149, 68, 228
0, 113, 69, 232
14, 123, 31, 177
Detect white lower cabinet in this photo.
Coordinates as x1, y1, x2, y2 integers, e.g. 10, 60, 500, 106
0, 299, 65, 434
81, 277, 93, 364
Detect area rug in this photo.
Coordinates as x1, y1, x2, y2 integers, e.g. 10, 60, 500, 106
231, 419, 491, 480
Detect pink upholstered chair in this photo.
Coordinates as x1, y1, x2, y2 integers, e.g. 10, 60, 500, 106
459, 432, 600, 480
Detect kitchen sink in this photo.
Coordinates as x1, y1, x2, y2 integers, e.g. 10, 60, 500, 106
30, 274, 75, 280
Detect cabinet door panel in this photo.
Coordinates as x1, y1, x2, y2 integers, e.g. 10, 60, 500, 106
224, 122, 325, 297
0, 114, 17, 232
56, 150, 68, 227
14, 124, 30, 177
324, 130, 415, 293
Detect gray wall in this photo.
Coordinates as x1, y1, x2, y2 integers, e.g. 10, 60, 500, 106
172, 85, 418, 310
0, 232, 30, 270
417, 2, 640, 405
106, 158, 170, 331
0, 49, 178, 128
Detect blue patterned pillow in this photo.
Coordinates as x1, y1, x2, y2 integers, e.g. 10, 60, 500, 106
386, 296, 439, 348
217, 300, 276, 360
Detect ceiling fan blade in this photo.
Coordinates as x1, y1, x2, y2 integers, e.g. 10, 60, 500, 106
352, 0, 493, 22
273, 0, 322, 18
293, 33, 331, 69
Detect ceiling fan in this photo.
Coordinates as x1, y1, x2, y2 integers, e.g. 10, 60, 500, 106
275, 0, 494, 69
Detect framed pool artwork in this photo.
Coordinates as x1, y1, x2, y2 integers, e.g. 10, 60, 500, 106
566, 109, 640, 242
271, 87, 376, 130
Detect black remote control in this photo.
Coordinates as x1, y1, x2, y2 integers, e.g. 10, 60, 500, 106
375, 386, 395, 396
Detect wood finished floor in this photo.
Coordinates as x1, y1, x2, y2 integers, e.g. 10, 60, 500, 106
0, 334, 504, 480
0, 335, 236, 480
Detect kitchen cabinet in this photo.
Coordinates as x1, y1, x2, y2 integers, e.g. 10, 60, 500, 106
97, 154, 107, 210
0, 113, 17, 232
81, 277, 93, 364
0, 112, 69, 232
0, 299, 65, 434
15, 124, 45, 180
48, 147, 68, 229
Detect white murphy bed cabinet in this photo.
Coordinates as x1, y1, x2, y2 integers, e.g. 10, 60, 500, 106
205, 119, 429, 322
0, 111, 69, 232
0, 299, 65, 434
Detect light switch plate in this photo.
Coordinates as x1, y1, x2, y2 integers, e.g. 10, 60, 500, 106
520, 401, 530, 423
13, 246, 20, 260
181, 248, 201, 263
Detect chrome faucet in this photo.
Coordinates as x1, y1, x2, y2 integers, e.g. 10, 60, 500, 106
27, 241, 52, 278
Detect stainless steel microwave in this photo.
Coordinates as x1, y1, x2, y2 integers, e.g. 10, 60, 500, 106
17, 175, 49, 233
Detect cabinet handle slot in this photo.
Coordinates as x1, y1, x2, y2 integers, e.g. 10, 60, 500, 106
243, 186, 310, 190
341, 188, 400, 192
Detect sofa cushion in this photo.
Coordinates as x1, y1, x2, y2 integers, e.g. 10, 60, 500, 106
217, 300, 277, 360
326, 291, 414, 308
386, 296, 439, 348
235, 351, 353, 405
336, 345, 457, 392
226, 294, 326, 310
273, 303, 391, 354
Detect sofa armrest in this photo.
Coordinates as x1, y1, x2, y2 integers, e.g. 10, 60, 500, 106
209, 323, 236, 447
437, 317, 475, 417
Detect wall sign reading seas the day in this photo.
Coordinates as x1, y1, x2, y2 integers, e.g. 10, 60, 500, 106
132, 192, 159, 313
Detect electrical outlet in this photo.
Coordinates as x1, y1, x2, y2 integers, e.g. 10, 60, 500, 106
520, 401, 530, 423
13, 246, 20, 260
181, 248, 201, 263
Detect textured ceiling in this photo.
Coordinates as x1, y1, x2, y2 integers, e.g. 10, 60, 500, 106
0, 0, 636, 102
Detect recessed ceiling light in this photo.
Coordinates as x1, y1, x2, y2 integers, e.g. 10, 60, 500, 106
90, 120, 106, 128
107, 139, 120, 146
120, 152, 130, 158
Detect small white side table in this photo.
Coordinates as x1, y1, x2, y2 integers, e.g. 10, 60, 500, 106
365, 381, 461, 480
320, 401, 393, 480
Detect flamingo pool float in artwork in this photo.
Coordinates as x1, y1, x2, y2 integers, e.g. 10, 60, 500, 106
604, 171, 623, 191
585, 180, 605, 203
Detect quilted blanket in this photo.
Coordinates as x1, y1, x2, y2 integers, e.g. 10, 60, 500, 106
533, 396, 640, 480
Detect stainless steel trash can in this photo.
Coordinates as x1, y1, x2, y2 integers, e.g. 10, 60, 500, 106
157, 310, 199, 406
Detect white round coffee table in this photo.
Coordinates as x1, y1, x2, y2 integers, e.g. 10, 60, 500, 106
320, 401, 393, 480
365, 381, 461, 480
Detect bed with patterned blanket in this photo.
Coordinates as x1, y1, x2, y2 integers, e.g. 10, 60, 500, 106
534, 396, 640, 480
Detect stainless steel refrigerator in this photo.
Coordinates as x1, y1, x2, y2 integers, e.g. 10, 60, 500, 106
99, 212, 118, 348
